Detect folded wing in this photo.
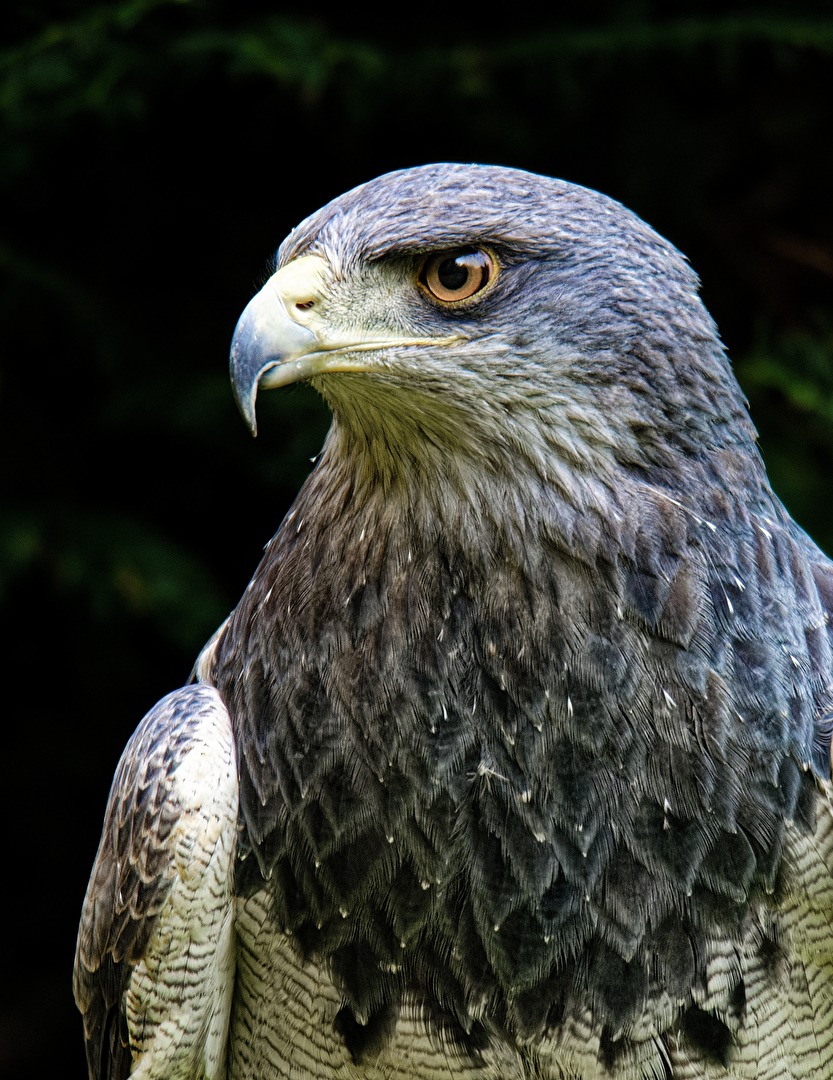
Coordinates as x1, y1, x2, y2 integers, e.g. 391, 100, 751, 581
73, 684, 238, 1080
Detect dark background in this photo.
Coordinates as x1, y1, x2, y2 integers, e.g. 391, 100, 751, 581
2, 3, 832, 1076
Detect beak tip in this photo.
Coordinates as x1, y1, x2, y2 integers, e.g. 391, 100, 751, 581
229, 320, 263, 436
231, 378, 259, 437
234, 388, 260, 438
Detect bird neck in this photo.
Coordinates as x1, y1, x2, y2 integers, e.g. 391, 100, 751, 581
305, 421, 623, 578
302, 403, 777, 592
307, 352, 776, 578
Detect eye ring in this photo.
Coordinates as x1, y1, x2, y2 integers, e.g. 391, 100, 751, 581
419, 247, 497, 304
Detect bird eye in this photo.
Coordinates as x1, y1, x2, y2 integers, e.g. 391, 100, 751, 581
419, 248, 496, 304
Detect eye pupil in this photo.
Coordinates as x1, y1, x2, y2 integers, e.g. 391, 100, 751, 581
437, 257, 470, 292
420, 247, 496, 303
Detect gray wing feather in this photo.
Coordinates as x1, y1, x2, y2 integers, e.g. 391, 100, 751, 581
74, 683, 238, 1080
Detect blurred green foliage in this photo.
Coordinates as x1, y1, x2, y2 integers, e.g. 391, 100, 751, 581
0, 4, 831, 1077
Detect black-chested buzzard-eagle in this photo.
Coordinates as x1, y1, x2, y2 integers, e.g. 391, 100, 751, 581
74, 163, 833, 1080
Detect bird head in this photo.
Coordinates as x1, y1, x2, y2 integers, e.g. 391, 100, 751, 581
230, 164, 758, 495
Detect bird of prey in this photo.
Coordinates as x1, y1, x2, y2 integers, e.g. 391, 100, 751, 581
74, 164, 833, 1080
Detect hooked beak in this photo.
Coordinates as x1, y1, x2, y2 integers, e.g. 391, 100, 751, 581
229, 255, 330, 436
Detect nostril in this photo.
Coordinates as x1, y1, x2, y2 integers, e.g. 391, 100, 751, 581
295, 300, 315, 311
